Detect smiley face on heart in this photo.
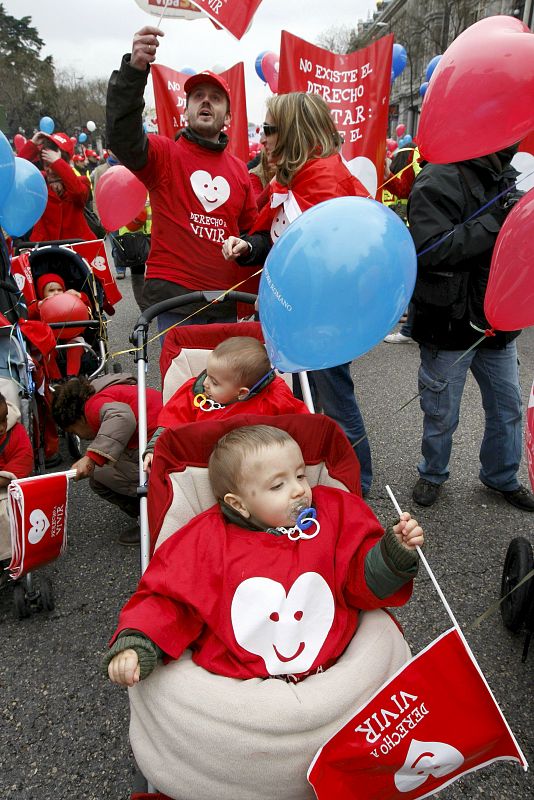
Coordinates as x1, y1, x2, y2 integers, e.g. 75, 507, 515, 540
231, 572, 335, 675
28, 509, 50, 545
394, 739, 464, 792
190, 170, 230, 213
271, 207, 289, 240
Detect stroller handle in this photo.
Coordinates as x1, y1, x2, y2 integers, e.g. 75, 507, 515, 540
13, 239, 85, 254
131, 290, 257, 344
47, 320, 101, 330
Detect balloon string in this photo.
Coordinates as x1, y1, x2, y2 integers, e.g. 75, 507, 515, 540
109, 269, 263, 359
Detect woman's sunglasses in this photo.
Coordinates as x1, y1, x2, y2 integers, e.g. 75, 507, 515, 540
262, 123, 278, 136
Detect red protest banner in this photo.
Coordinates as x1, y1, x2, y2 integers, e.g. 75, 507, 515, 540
308, 628, 527, 800
8, 473, 70, 579
278, 32, 393, 199
189, 0, 263, 39
151, 62, 249, 161
527, 379, 534, 492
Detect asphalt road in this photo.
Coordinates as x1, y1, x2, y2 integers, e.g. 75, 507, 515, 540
0, 275, 532, 799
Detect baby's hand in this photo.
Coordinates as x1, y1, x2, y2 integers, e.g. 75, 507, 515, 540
108, 649, 140, 687
143, 452, 153, 475
393, 512, 424, 550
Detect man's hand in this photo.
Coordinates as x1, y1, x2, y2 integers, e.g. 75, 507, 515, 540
131, 26, 164, 72
72, 455, 95, 481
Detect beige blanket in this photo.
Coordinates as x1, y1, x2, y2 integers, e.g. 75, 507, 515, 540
129, 609, 411, 800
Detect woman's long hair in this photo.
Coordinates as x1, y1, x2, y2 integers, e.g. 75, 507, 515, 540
267, 92, 342, 186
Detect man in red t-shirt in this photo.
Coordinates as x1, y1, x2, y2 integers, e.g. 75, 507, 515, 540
106, 26, 259, 335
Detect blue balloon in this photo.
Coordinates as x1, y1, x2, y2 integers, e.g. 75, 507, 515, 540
391, 44, 408, 78
0, 157, 47, 237
259, 197, 417, 372
0, 131, 15, 210
255, 50, 268, 83
399, 134, 413, 146
425, 55, 442, 82
419, 81, 429, 97
78, 132, 87, 143
181, 67, 196, 76
39, 116, 55, 134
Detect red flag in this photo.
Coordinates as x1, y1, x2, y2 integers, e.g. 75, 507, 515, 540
151, 62, 249, 161
11, 252, 38, 315
68, 239, 123, 309
526, 379, 534, 493
189, 0, 263, 39
278, 32, 393, 200
7, 473, 71, 579
308, 628, 527, 800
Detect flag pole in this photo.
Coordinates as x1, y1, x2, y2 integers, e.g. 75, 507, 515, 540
385, 483, 528, 769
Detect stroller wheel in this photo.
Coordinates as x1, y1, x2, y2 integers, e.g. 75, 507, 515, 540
112, 361, 123, 374
13, 582, 30, 620
67, 432, 82, 460
39, 576, 55, 612
500, 537, 534, 632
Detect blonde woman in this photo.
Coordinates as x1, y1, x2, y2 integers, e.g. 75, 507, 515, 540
222, 92, 373, 495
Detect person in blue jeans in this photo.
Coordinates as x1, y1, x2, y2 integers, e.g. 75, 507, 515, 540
292, 365, 372, 496
407, 147, 534, 511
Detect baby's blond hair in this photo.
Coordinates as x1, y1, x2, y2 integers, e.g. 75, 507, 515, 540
210, 337, 271, 388
208, 425, 295, 500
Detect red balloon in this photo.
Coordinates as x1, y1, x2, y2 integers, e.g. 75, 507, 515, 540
386, 138, 398, 152
484, 191, 534, 331
13, 134, 26, 153
395, 124, 406, 138
39, 293, 90, 339
261, 52, 279, 93
95, 165, 147, 231
418, 16, 534, 164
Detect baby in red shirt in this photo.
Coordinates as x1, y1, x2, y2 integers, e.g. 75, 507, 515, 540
143, 336, 308, 473
105, 424, 423, 686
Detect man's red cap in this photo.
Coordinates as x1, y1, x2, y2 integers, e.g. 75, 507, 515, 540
183, 71, 231, 107
40, 132, 75, 159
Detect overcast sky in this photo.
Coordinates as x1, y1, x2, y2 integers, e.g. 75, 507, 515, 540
6, 0, 377, 123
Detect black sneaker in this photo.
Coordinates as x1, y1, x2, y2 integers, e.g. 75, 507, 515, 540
45, 453, 63, 468
498, 485, 534, 512
118, 525, 140, 546
412, 478, 441, 507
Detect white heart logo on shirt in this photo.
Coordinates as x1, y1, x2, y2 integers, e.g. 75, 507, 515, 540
231, 572, 335, 675
28, 509, 50, 545
394, 739, 464, 793
190, 170, 230, 213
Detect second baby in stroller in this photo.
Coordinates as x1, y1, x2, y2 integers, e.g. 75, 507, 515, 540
143, 336, 309, 473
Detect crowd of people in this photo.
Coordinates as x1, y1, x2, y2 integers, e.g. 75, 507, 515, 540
1, 20, 532, 797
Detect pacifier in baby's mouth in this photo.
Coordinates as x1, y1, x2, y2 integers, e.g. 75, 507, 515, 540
193, 393, 224, 412
276, 507, 320, 541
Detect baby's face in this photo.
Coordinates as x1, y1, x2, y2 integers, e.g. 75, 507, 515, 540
233, 441, 312, 529
203, 355, 243, 405
43, 282, 64, 299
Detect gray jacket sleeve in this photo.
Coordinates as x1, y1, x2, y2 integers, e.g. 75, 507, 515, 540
87, 401, 138, 463
106, 54, 150, 171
